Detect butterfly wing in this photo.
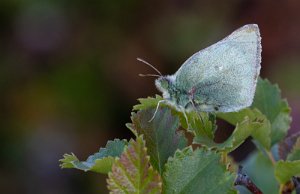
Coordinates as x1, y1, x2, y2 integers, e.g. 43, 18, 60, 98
174, 24, 261, 112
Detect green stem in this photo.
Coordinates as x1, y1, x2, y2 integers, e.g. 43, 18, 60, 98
266, 151, 276, 166
221, 151, 228, 164
279, 184, 284, 194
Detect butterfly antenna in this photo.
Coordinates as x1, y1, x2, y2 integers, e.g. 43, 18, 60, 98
137, 57, 162, 76
138, 73, 160, 77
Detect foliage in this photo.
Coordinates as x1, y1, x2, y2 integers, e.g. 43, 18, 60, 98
275, 160, 300, 184
60, 78, 298, 194
107, 136, 162, 194
240, 151, 278, 194
126, 108, 187, 174
252, 78, 292, 145
163, 147, 236, 194
59, 139, 127, 174
217, 108, 271, 150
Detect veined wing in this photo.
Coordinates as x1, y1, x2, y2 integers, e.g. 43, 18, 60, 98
174, 24, 261, 112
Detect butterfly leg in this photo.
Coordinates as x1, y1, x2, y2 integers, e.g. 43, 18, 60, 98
188, 87, 205, 126
180, 107, 189, 127
190, 100, 204, 126
149, 100, 166, 122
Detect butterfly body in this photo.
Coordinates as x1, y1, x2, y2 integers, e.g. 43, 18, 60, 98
155, 24, 262, 114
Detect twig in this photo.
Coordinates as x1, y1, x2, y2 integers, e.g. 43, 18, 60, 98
281, 181, 293, 194
266, 151, 276, 166
292, 176, 300, 194
278, 177, 300, 194
234, 165, 263, 194
221, 151, 228, 164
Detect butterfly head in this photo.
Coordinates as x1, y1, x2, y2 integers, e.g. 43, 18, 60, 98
155, 76, 173, 99
155, 75, 192, 110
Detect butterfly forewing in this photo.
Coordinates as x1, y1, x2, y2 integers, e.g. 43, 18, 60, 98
174, 24, 261, 112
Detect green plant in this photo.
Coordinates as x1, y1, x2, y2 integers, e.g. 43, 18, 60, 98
60, 78, 300, 194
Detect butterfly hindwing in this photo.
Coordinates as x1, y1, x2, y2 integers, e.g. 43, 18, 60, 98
174, 24, 261, 112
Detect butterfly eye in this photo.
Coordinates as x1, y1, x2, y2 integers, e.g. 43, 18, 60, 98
159, 78, 170, 90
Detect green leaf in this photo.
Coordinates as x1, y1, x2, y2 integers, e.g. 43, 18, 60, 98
163, 147, 236, 194
275, 160, 300, 184
218, 117, 261, 152
187, 111, 216, 140
252, 78, 291, 145
59, 139, 127, 174
132, 95, 190, 129
218, 108, 271, 150
193, 113, 264, 152
133, 95, 163, 111
240, 151, 278, 194
127, 107, 187, 174
107, 136, 162, 194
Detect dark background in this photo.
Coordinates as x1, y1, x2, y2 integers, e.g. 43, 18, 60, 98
0, 0, 299, 193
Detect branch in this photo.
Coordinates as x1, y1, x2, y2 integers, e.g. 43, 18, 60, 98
234, 166, 263, 194
293, 176, 300, 194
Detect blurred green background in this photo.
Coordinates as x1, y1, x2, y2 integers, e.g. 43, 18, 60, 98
0, 0, 300, 193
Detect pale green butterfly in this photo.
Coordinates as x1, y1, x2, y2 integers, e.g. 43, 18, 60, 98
139, 24, 261, 122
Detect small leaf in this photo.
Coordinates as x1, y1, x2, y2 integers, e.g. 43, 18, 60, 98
219, 117, 261, 152
252, 78, 292, 145
163, 147, 236, 194
133, 95, 163, 111
187, 111, 216, 141
128, 107, 187, 174
218, 108, 271, 150
132, 95, 190, 129
240, 151, 278, 194
193, 113, 264, 152
59, 139, 127, 174
60, 153, 80, 168
275, 160, 300, 184
107, 136, 162, 194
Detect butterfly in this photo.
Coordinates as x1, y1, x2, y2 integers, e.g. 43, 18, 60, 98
139, 24, 261, 122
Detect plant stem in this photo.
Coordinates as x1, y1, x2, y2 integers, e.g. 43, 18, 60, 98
235, 166, 263, 194
266, 151, 276, 166
292, 176, 300, 194
221, 151, 228, 164
279, 184, 284, 194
